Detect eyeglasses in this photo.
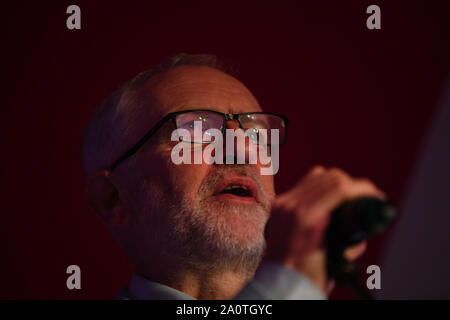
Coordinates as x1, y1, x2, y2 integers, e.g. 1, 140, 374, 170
109, 109, 288, 170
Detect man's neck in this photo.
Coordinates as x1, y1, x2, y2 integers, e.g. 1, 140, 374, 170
136, 266, 252, 300
177, 270, 251, 300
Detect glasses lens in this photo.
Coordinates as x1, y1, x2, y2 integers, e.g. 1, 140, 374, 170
175, 111, 224, 143
239, 113, 286, 145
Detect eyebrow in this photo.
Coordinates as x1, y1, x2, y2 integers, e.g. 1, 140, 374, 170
170, 105, 262, 115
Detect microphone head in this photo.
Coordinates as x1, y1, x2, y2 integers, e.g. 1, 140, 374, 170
326, 197, 398, 251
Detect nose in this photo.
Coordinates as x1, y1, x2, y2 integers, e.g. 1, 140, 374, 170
221, 119, 258, 165
225, 119, 240, 130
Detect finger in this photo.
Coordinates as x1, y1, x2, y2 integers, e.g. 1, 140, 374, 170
326, 279, 336, 296
276, 165, 326, 203
301, 176, 385, 226
354, 177, 387, 200
286, 167, 353, 207
343, 241, 367, 261
310, 165, 326, 176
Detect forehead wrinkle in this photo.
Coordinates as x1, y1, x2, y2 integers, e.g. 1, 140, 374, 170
145, 66, 262, 115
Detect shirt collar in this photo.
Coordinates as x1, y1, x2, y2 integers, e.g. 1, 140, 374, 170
129, 274, 196, 300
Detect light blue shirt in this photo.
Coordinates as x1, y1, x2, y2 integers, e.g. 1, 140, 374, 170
117, 261, 326, 300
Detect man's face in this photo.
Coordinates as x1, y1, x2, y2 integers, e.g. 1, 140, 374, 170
121, 66, 276, 274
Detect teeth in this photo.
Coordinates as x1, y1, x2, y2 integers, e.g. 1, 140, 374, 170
223, 185, 248, 191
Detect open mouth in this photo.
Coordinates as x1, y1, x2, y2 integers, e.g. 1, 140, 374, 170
213, 177, 259, 203
219, 185, 253, 198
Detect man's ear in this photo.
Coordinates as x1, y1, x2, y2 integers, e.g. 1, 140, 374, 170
85, 170, 131, 226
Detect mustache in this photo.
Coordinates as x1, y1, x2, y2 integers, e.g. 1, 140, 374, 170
197, 165, 270, 209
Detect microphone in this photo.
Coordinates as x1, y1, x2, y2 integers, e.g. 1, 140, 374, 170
326, 197, 398, 298
326, 197, 398, 252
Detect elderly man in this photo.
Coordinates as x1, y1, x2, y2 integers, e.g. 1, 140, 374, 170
82, 54, 386, 299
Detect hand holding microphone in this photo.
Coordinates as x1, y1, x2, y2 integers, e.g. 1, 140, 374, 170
264, 166, 392, 295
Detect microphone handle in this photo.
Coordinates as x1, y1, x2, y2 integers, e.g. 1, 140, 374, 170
326, 196, 398, 253
326, 196, 398, 296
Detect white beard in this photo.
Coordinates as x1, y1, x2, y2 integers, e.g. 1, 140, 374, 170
141, 167, 270, 277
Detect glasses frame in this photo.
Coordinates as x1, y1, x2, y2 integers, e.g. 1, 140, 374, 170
108, 109, 288, 171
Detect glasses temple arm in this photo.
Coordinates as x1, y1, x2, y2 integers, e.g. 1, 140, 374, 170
108, 114, 173, 171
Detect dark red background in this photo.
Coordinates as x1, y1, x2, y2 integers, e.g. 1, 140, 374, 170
1, 1, 449, 299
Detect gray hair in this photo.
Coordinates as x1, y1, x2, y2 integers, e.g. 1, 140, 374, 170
81, 53, 233, 179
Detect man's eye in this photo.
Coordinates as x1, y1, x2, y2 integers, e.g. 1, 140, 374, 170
181, 119, 216, 131
181, 120, 197, 130
249, 128, 260, 135
252, 124, 269, 131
